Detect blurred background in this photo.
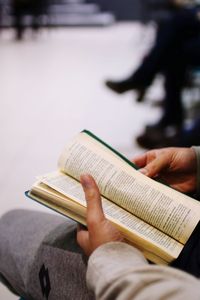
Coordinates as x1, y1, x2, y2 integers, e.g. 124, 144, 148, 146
1, 1, 200, 298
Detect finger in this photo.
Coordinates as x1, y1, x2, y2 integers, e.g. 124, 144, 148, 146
132, 153, 148, 168
141, 154, 170, 178
77, 225, 90, 252
132, 149, 158, 168
80, 174, 105, 224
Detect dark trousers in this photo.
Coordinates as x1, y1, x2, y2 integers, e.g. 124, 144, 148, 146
131, 8, 200, 125
12, 0, 47, 38
171, 221, 200, 277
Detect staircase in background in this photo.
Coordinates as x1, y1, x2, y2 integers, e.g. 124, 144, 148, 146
48, 0, 115, 26
0, 0, 115, 28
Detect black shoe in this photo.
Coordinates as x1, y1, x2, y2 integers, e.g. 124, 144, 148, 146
105, 79, 147, 102
136, 130, 181, 149
105, 79, 134, 94
136, 131, 162, 149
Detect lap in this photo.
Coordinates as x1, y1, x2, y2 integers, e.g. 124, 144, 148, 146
0, 210, 94, 300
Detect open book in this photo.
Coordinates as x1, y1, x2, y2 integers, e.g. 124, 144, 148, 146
27, 130, 200, 265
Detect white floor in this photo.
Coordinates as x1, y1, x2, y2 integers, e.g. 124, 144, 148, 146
0, 23, 163, 299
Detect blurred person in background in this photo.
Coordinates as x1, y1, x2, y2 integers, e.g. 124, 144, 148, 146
105, 0, 200, 148
12, 0, 48, 40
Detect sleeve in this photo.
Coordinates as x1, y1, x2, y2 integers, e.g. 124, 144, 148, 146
192, 146, 200, 195
87, 242, 200, 300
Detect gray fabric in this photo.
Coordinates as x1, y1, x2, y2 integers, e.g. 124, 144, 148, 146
0, 209, 94, 300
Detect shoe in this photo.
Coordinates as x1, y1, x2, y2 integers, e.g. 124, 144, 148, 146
136, 131, 162, 149
105, 79, 134, 94
136, 129, 181, 149
105, 79, 147, 102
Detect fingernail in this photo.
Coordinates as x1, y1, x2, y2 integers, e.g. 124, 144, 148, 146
139, 168, 148, 175
80, 174, 92, 188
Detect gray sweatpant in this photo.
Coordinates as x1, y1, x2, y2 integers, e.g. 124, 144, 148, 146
0, 210, 94, 300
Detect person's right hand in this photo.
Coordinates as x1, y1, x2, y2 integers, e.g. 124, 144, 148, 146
77, 174, 123, 256
132, 147, 197, 194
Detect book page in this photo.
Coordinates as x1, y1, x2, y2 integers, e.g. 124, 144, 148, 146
58, 132, 200, 244
30, 185, 86, 226
39, 172, 183, 262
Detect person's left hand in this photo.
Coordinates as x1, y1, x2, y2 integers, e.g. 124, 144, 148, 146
77, 174, 123, 256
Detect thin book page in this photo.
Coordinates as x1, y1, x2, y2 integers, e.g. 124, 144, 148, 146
31, 182, 86, 225
58, 132, 200, 244
38, 171, 183, 262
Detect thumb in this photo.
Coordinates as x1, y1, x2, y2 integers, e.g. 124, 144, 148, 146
80, 174, 105, 224
139, 154, 170, 178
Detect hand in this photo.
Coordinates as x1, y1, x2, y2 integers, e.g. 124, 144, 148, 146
77, 174, 123, 256
132, 147, 197, 194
